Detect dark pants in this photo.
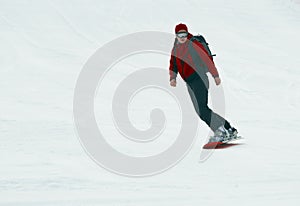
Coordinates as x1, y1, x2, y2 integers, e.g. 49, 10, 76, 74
186, 75, 231, 132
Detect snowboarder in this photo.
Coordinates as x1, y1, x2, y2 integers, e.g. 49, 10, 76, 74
169, 23, 238, 142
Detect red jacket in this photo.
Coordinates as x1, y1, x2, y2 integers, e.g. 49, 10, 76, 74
169, 33, 219, 82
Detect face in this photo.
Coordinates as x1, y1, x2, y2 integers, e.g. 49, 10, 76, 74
176, 30, 188, 44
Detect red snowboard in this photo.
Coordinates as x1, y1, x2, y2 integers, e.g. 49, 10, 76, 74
203, 136, 242, 149
202, 141, 223, 149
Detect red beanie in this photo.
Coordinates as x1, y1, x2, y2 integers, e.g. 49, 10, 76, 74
175, 23, 188, 33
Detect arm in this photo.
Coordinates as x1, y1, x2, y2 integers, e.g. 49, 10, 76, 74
169, 48, 178, 81
191, 41, 219, 78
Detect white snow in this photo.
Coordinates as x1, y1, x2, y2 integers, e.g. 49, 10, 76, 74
0, 0, 300, 205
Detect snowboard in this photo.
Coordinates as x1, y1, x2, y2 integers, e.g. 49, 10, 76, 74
202, 136, 243, 149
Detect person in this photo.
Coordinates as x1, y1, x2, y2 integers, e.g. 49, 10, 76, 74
169, 23, 238, 142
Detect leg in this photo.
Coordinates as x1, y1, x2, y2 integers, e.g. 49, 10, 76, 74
187, 77, 231, 131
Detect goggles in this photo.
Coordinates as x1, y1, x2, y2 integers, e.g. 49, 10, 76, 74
176, 32, 188, 38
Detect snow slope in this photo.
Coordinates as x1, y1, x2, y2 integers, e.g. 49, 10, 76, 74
0, 0, 300, 205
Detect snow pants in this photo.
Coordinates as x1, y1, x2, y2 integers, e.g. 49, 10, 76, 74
186, 74, 231, 132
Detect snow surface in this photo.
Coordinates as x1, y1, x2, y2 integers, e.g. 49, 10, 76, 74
1, 0, 300, 205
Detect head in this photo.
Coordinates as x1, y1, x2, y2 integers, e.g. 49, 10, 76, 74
175, 23, 188, 44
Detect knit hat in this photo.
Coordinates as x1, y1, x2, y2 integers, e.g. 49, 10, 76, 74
175, 23, 188, 33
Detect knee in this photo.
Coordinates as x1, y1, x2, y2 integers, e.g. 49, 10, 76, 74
199, 105, 210, 112
198, 106, 211, 118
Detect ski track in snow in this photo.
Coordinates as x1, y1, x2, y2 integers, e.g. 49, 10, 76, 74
0, 0, 300, 205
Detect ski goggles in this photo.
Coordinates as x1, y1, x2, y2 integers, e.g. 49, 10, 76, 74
176, 32, 188, 38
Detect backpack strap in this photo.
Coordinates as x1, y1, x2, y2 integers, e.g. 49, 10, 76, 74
172, 39, 192, 79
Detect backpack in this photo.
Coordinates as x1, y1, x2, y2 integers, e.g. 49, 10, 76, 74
190, 35, 216, 59
173, 34, 216, 59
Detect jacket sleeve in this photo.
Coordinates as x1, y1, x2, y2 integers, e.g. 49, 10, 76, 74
169, 48, 178, 81
192, 41, 219, 78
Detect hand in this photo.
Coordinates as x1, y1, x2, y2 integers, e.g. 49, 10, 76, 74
214, 77, 221, 85
170, 79, 177, 87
